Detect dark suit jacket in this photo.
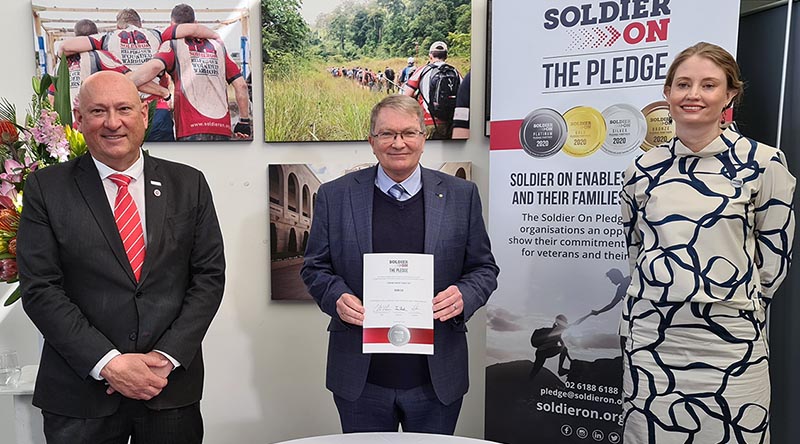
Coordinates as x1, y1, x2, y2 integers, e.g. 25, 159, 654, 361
301, 166, 499, 405
18, 153, 225, 418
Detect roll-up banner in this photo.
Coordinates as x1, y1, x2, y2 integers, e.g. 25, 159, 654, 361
485, 2, 740, 443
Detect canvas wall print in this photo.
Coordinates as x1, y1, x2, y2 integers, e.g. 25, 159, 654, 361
261, 0, 473, 142
32, 0, 253, 142
269, 161, 472, 300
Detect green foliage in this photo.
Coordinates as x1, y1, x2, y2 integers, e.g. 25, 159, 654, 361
408, 1, 451, 47
328, 11, 351, 52
3, 286, 20, 306
261, 0, 310, 65
447, 32, 470, 61
454, 4, 471, 33
53, 55, 72, 127
307, 0, 471, 62
143, 100, 158, 141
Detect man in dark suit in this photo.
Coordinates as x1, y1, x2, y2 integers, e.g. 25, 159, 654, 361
301, 94, 498, 435
18, 71, 225, 443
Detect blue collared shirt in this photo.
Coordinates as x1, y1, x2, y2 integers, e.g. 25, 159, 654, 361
375, 164, 422, 201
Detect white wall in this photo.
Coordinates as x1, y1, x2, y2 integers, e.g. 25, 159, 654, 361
0, 0, 492, 442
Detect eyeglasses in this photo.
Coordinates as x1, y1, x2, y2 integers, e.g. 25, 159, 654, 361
372, 130, 425, 142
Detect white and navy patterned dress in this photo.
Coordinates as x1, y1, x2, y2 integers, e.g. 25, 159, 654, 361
620, 128, 795, 443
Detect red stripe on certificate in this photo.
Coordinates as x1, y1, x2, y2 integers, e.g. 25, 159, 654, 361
490, 120, 523, 151
363, 328, 434, 344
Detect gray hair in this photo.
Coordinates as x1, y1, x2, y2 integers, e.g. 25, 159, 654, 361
369, 95, 424, 134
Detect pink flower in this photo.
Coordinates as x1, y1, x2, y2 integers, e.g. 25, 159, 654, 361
0, 155, 38, 200
0, 182, 16, 200
30, 110, 70, 162
0, 258, 17, 282
1, 159, 24, 183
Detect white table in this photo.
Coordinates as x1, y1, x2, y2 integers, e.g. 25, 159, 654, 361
0, 365, 44, 444
276, 432, 500, 444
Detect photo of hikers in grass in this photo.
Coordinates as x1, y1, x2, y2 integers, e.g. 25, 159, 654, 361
262, 0, 472, 142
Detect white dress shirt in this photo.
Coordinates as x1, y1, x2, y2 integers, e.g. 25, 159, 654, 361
88, 151, 180, 380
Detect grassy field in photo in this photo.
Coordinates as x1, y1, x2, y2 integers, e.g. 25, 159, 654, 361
263, 57, 469, 142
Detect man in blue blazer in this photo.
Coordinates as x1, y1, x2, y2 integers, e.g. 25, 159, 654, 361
301, 95, 499, 434
18, 71, 224, 443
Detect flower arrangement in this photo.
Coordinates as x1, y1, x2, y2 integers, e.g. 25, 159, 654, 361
0, 68, 87, 306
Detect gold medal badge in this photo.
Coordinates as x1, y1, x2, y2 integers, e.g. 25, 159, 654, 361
563, 106, 606, 157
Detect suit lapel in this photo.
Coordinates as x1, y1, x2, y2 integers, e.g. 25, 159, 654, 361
138, 154, 165, 284
350, 166, 376, 255
422, 167, 445, 255
73, 154, 136, 283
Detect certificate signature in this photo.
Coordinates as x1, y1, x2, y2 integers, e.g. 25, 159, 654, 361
372, 303, 423, 316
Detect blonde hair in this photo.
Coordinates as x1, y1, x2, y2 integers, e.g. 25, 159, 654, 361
664, 42, 744, 108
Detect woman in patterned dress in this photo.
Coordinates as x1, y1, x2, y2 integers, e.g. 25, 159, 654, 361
620, 42, 795, 443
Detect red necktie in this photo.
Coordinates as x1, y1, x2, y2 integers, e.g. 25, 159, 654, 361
109, 174, 145, 281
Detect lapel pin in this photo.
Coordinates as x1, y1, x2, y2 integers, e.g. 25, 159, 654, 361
154, 189, 161, 197
150, 180, 162, 186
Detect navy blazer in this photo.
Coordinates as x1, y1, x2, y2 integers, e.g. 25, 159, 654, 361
301, 166, 498, 405
18, 153, 225, 418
